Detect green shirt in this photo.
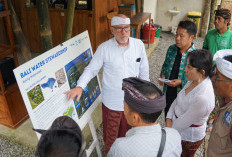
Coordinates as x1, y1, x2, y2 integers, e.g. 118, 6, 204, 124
160, 44, 196, 93
203, 28, 232, 64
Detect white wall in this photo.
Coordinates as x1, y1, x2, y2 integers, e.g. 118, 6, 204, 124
144, 0, 158, 22
154, 0, 206, 31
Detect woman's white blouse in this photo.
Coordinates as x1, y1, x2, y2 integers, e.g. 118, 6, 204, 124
167, 77, 215, 142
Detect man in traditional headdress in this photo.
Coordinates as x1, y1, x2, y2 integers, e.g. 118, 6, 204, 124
65, 14, 149, 153
207, 49, 232, 157
108, 77, 181, 157
203, 8, 232, 63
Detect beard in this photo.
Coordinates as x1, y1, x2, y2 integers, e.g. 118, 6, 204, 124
117, 35, 129, 44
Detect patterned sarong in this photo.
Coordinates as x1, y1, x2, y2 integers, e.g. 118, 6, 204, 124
181, 138, 204, 157
102, 103, 131, 154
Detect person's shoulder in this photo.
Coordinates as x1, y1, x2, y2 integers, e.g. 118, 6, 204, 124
110, 137, 128, 152
227, 29, 232, 35
164, 127, 180, 135
190, 44, 196, 50
207, 29, 217, 35
96, 38, 114, 51
165, 127, 181, 139
99, 38, 114, 46
167, 44, 177, 53
200, 78, 214, 95
162, 128, 182, 157
130, 37, 144, 45
164, 127, 182, 146
169, 44, 177, 48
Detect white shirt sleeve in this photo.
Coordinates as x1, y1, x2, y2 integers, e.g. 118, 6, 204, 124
77, 45, 104, 89
139, 43, 150, 81
172, 96, 208, 131
166, 98, 177, 119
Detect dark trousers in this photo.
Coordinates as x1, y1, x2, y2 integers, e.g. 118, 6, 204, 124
165, 86, 177, 117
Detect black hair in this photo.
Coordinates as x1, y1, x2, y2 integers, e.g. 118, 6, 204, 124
138, 111, 162, 123
223, 55, 232, 63
132, 83, 162, 123
134, 83, 161, 98
215, 8, 231, 26
178, 20, 197, 37
37, 130, 81, 157
188, 49, 213, 78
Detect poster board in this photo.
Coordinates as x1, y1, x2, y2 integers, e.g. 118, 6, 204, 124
13, 31, 101, 138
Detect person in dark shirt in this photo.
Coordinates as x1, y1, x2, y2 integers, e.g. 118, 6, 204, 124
159, 21, 197, 117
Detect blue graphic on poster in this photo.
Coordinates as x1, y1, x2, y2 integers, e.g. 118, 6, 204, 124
65, 48, 100, 118
41, 78, 57, 91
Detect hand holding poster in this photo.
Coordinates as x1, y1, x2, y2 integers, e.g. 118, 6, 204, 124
13, 31, 101, 138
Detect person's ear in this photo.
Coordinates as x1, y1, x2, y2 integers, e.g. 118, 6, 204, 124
110, 27, 114, 34
225, 19, 229, 25
131, 112, 141, 126
200, 69, 205, 76
190, 34, 195, 41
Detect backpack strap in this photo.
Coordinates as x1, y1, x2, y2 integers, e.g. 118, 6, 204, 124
157, 128, 166, 157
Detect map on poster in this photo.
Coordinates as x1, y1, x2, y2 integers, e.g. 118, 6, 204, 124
13, 31, 101, 138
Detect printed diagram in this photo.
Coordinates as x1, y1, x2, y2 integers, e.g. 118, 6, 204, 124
63, 106, 75, 118
27, 85, 45, 109
41, 78, 57, 92
55, 68, 66, 88
65, 48, 101, 118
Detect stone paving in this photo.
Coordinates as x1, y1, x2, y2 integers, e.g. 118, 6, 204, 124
0, 32, 206, 156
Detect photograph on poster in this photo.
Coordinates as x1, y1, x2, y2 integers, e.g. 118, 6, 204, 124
65, 48, 100, 118
27, 84, 45, 109
55, 68, 67, 88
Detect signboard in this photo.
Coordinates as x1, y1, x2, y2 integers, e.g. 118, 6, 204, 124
13, 31, 101, 138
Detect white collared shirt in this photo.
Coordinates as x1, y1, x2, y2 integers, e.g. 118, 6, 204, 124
167, 78, 215, 142
77, 37, 149, 111
108, 124, 182, 157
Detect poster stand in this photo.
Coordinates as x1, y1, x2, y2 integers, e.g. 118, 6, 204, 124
86, 117, 102, 157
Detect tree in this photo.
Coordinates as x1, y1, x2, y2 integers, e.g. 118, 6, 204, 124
64, 0, 76, 41
209, 0, 221, 30
36, 0, 53, 52
7, 0, 32, 61
200, 0, 211, 38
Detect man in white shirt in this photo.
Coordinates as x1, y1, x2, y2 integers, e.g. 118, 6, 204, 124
108, 77, 181, 157
65, 14, 149, 153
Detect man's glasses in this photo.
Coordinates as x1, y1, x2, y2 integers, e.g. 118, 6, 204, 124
112, 26, 130, 32
212, 66, 232, 82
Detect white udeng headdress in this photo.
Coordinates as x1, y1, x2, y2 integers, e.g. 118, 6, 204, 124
214, 49, 232, 79
111, 16, 130, 26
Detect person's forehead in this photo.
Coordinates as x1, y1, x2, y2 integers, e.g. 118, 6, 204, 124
177, 27, 188, 34
215, 15, 225, 19
216, 68, 228, 78
112, 24, 130, 27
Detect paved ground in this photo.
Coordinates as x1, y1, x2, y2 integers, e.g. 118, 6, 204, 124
0, 32, 206, 156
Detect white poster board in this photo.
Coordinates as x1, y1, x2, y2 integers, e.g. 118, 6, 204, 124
13, 31, 101, 137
